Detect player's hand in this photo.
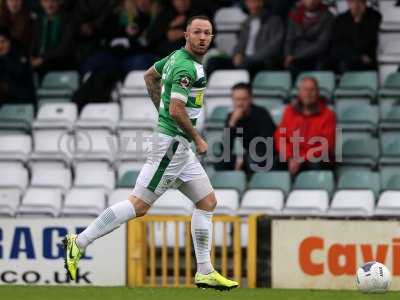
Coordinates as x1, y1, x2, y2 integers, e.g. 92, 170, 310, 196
195, 137, 208, 155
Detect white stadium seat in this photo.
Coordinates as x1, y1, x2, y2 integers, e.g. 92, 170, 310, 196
328, 190, 375, 217
380, 1, 400, 31
0, 133, 32, 163
62, 188, 106, 217
74, 162, 115, 192
214, 189, 239, 215
33, 103, 77, 130
238, 189, 284, 216
206, 70, 249, 96
375, 191, 400, 216
214, 7, 247, 32
282, 190, 329, 216
18, 188, 62, 217
378, 39, 400, 64
117, 129, 152, 161
0, 162, 28, 191
205, 97, 232, 120
118, 98, 158, 129
215, 33, 238, 56
109, 188, 131, 206
0, 188, 21, 217
76, 103, 120, 131
31, 129, 72, 165
74, 129, 117, 163
30, 164, 72, 193
120, 71, 147, 97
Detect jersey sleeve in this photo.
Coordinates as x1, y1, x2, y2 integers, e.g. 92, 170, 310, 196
153, 56, 169, 75
170, 66, 195, 103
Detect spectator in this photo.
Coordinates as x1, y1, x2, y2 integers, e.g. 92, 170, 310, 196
0, 0, 33, 51
147, 0, 200, 58
108, 0, 157, 74
274, 77, 336, 176
0, 28, 35, 102
73, 0, 117, 73
284, 0, 334, 78
207, 0, 284, 77
30, 0, 75, 78
217, 82, 276, 175
330, 0, 382, 74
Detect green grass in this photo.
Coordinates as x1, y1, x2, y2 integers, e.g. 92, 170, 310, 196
0, 286, 399, 300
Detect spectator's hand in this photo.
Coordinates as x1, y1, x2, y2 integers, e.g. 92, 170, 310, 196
80, 23, 94, 36
194, 137, 208, 155
288, 158, 302, 175
361, 54, 371, 65
126, 24, 139, 36
284, 56, 294, 68
169, 15, 186, 28
228, 108, 244, 128
233, 54, 243, 67
31, 57, 43, 68
234, 158, 244, 171
167, 29, 185, 41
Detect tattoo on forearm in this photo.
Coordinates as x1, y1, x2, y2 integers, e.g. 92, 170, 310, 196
145, 79, 161, 111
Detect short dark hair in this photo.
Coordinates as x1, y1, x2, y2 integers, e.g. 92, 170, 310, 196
231, 82, 252, 95
186, 15, 213, 29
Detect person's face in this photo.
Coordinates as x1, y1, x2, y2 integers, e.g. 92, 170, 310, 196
40, 0, 60, 16
6, 0, 22, 14
172, 0, 190, 14
185, 19, 213, 56
302, 0, 321, 10
347, 0, 366, 16
0, 35, 11, 56
298, 79, 319, 106
245, 0, 263, 16
232, 88, 252, 112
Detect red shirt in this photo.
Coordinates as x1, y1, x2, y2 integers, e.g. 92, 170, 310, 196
274, 100, 336, 162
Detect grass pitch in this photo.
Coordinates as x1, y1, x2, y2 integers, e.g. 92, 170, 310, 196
1, 286, 400, 300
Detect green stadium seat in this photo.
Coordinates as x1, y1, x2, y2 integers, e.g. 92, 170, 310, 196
341, 134, 379, 167
378, 72, 400, 99
204, 130, 224, 159
380, 132, 400, 166
338, 169, 380, 198
252, 71, 291, 100
253, 99, 284, 125
381, 167, 400, 190
291, 71, 335, 100
117, 170, 140, 188
334, 71, 378, 100
293, 171, 335, 195
37, 71, 79, 98
249, 171, 291, 195
211, 171, 246, 194
206, 106, 229, 129
0, 104, 34, 132
379, 100, 400, 130
336, 102, 378, 132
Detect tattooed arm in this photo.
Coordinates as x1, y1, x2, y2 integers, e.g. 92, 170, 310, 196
144, 66, 162, 111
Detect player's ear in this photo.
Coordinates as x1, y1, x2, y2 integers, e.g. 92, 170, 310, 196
184, 30, 189, 41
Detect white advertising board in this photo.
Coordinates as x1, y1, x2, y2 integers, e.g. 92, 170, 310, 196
272, 220, 400, 290
0, 219, 125, 286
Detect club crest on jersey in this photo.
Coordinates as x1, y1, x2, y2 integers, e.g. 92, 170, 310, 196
180, 76, 190, 88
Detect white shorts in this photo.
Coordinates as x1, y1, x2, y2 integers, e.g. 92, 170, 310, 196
132, 132, 213, 205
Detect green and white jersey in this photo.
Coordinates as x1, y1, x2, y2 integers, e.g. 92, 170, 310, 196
153, 48, 207, 141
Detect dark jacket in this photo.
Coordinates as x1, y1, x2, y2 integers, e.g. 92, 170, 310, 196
234, 11, 284, 62
331, 7, 382, 66
0, 46, 35, 102
226, 104, 276, 158
284, 5, 334, 60
31, 12, 74, 66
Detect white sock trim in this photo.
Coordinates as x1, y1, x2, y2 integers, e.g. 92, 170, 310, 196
191, 208, 213, 270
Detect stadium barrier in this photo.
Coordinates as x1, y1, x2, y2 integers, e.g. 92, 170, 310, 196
127, 214, 260, 288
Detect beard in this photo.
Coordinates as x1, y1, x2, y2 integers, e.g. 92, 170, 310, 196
189, 40, 209, 56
